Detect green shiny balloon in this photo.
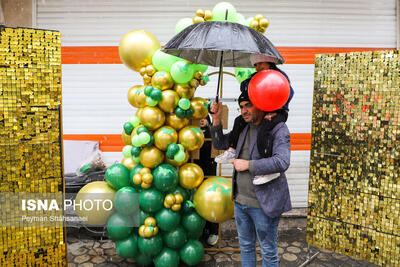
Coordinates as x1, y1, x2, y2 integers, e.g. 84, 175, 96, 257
105, 163, 131, 190
181, 200, 195, 214
144, 85, 154, 96
178, 98, 191, 110
212, 2, 237, 22
122, 145, 133, 158
147, 135, 154, 146
177, 144, 185, 151
146, 96, 158, 107
166, 143, 179, 159
235, 67, 256, 83
174, 17, 193, 34
184, 107, 194, 118
131, 146, 142, 157
139, 188, 164, 213
152, 49, 182, 72
152, 164, 179, 192
116, 233, 138, 258
130, 164, 144, 189
235, 12, 247, 25
181, 211, 206, 235
138, 234, 163, 257
193, 64, 208, 74
180, 240, 204, 266
139, 132, 151, 145
168, 186, 190, 202
150, 88, 162, 101
129, 115, 141, 128
136, 252, 153, 266
186, 228, 203, 239
174, 106, 186, 118
107, 213, 133, 241
123, 122, 134, 135
154, 247, 180, 267
139, 209, 154, 226
115, 186, 139, 216
132, 156, 140, 163
155, 208, 181, 232
131, 135, 142, 147
162, 225, 187, 249
166, 149, 176, 160
170, 61, 194, 84
136, 126, 149, 134
173, 150, 186, 162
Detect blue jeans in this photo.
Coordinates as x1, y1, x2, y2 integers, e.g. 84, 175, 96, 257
234, 202, 280, 267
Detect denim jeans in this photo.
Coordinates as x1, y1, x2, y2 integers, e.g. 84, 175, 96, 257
234, 202, 280, 267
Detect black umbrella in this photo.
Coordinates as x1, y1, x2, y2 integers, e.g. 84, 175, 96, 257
162, 20, 284, 103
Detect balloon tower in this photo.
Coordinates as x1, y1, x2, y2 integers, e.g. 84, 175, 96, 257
76, 2, 270, 266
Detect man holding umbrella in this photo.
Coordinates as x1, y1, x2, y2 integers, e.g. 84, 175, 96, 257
209, 89, 292, 267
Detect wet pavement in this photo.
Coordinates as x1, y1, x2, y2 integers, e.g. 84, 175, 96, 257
66, 219, 379, 267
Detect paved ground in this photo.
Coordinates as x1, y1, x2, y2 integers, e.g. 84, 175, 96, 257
66, 219, 378, 267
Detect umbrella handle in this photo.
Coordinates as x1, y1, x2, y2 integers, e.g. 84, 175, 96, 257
208, 95, 220, 114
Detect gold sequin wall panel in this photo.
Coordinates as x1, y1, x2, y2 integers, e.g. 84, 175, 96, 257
306, 50, 399, 266
0, 26, 66, 266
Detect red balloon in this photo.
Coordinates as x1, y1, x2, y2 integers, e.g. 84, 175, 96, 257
248, 70, 290, 111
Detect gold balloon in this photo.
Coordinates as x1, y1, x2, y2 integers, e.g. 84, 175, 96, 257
190, 97, 208, 119
75, 181, 116, 226
165, 149, 189, 167
119, 30, 161, 71
139, 106, 165, 130
136, 108, 144, 118
189, 78, 199, 89
194, 71, 203, 80
193, 16, 205, 24
139, 67, 147, 76
254, 14, 264, 21
127, 85, 145, 108
158, 90, 179, 113
139, 146, 164, 169
204, 10, 213, 21
143, 74, 152, 85
171, 204, 181, 211
178, 126, 204, 151
174, 83, 195, 99
122, 131, 132, 145
151, 71, 174, 90
146, 64, 156, 76
195, 9, 205, 17
153, 126, 178, 151
193, 177, 234, 223
121, 157, 137, 170
165, 113, 189, 130
179, 163, 204, 189
259, 18, 269, 28
200, 79, 206, 86
250, 20, 259, 29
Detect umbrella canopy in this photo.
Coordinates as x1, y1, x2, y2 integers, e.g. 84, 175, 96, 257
162, 21, 284, 68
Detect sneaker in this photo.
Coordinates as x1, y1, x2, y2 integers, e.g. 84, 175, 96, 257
207, 234, 219, 246
253, 173, 280, 185
215, 149, 236, 164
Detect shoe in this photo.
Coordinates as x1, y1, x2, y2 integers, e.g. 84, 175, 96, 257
207, 234, 219, 246
215, 150, 236, 164
253, 173, 280, 185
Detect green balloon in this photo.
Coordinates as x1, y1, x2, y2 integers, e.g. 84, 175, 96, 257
184, 107, 194, 118
131, 146, 142, 157
138, 234, 163, 257
115, 186, 139, 216
235, 12, 247, 25
166, 143, 179, 158
212, 2, 237, 22
235, 67, 256, 83
174, 107, 186, 118
123, 122, 134, 135
139, 209, 154, 225
136, 126, 149, 134
152, 164, 179, 192
170, 61, 194, 84
174, 17, 193, 34
129, 116, 141, 128
139, 188, 164, 213
181, 200, 195, 214
179, 240, 204, 266
132, 156, 140, 163
150, 88, 163, 101
152, 49, 182, 72
178, 98, 191, 110
105, 163, 131, 190
177, 144, 185, 151
116, 233, 138, 258
122, 145, 132, 158
131, 135, 142, 147
187, 228, 203, 239
162, 225, 187, 249
246, 17, 253, 27
181, 211, 206, 235
154, 247, 180, 267
155, 208, 181, 232
144, 85, 154, 96
147, 135, 154, 146
166, 149, 176, 160
130, 164, 144, 189
107, 213, 133, 241
146, 96, 158, 106
174, 150, 186, 162
136, 252, 153, 266
193, 64, 208, 74
168, 186, 190, 202
139, 132, 151, 145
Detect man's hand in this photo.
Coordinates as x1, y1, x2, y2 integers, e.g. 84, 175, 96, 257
210, 102, 222, 126
230, 159, 249, 172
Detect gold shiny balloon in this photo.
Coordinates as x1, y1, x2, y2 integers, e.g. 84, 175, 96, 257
119, 30, 161, 71
195, 9, 205, 17
153, 126, 178, 151
179, 163, 204, 189
139, 106, 165, 130
146, 64, 156, 76
190, 97, 208, 119
259, 18, 269, 28
171, 204, 181, 211
139, 146, 164, 169
165, 113, 189, 130
189, 78, 199, 89
75, 181, 116, 226
165, 194, 176, 206
194, 71, 203, 80
122, 131, 132, 145
158, 90, 179, 113
250, 20, 259, 29
178, 126, 204, 151
151, 71, 174, 90
193, 177, 234, 223
136, 108, 144, 119
254, 14, 264, 21
204, 10, 213, 21
139, 225, 146, 237
121, 157, 137, 170
165, 149, 189, 167
127, 85, 145, 108
200, 79, 206, 86
193, 16, 205, 24
143, 74, 152, 85
139, 67, 147, 76
141, 182, 152, 189
174, 83, 195, 99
